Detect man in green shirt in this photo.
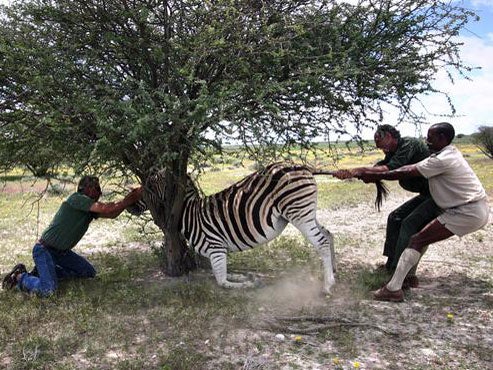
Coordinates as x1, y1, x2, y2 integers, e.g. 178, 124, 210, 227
2, 176, 142, 296
334, 125, 441, 286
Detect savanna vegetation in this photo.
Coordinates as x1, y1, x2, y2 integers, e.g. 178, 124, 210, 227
1, 142, 491, 369
1, 1, 490, 368
0, 0, 480, 276
472, 126, 493, 159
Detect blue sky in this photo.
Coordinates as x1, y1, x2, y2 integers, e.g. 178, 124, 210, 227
1, 0, 492, 138
420, 0, 493, 137
462, 0, 493, 38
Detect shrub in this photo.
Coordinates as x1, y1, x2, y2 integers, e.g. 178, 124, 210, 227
472, 126, 493, 159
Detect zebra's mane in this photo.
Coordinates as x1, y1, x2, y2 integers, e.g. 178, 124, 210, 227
189, 170, 256, 202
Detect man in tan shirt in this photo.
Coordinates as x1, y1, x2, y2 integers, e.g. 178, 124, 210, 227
357, 122, 490, 302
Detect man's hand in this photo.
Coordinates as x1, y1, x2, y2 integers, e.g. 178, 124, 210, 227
124, 187, 144, 205
356, 173, 381, 183
332, 169, 354, 179
356, 165, 421, 183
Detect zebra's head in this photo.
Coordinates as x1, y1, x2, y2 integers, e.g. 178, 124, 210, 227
126, 170, 199, 216
125, 170, 165, 216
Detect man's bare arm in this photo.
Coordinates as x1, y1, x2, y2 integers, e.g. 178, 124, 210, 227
90, 187, 143, 219
333, 165, 390, 179
356, 164, 422, 182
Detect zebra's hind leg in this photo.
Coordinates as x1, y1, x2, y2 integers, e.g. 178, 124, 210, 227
292, 219, 336, 295
209, 251, 256, 289
319, 224, 336, 273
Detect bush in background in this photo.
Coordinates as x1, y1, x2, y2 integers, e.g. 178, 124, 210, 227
473, 126, 493, 159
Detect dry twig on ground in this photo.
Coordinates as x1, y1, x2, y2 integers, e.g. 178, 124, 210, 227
261, 315, 400, 336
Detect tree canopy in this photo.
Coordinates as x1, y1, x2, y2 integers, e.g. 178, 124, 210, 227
0, 0, 478, 273
1, 0, 477, 176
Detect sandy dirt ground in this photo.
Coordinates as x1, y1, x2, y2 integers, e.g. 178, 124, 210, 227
4, 186, 490, 369
201, 193, 493, 369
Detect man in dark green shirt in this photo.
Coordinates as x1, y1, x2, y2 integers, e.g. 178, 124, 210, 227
334, 125, 441, 286
2, 176, 142, 296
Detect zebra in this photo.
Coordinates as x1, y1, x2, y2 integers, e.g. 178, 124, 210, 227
129, 163, 387, 294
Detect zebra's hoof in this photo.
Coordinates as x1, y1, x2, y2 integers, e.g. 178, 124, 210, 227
253, 279, 266, 288
321, 286, 334, 297
320, 291, 332, 299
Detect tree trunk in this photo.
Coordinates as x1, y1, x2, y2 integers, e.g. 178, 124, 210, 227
144, 156, 198, 276
160, 169, 198, 276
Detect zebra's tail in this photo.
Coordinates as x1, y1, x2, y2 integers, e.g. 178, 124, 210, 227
374, 181, 389, 211
312, 170, 389, 212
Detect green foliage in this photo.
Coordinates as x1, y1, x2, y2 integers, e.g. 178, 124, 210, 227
0, 0, 478, 178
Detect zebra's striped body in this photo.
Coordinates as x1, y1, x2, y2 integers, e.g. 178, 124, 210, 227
136, 163, 336, 293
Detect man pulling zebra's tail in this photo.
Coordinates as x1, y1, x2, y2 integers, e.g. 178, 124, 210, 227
335, 122, 490, 302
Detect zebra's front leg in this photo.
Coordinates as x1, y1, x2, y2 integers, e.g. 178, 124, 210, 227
209, 251, 255, 289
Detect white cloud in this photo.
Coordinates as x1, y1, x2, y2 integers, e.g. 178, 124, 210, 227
458, 35, 493, 68
428, 35, 493, 133
357, 32, 493, 139
471, 0, 493, 9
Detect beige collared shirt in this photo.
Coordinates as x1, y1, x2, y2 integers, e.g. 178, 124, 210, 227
415, 145, 486, 209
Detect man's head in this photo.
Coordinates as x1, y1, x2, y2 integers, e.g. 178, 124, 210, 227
374, 125, 400, 154
77, 176, 102, 201
426, 122, 455, 153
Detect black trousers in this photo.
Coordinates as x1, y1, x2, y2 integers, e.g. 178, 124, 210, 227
383, 194, 442, 270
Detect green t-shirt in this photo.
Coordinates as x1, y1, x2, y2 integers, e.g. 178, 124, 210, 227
41, 192, 97, 251
377, 137, 430, 194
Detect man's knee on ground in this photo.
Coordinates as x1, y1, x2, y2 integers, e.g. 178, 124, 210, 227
39, 287, 56, 298
85, 267, 97, 278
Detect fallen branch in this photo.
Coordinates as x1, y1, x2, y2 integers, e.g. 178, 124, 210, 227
262, 315, 399, 337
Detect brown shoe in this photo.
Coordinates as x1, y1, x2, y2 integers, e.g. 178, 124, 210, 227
373, 286, 404, 302
2, 263, 27, 290
402, 275, 419, 290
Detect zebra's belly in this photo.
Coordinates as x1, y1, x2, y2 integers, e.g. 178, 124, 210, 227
225, 216, 288, 252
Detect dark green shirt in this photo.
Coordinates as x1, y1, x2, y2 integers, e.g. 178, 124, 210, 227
377, 137, 430, 194
41, 192, 97, 251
